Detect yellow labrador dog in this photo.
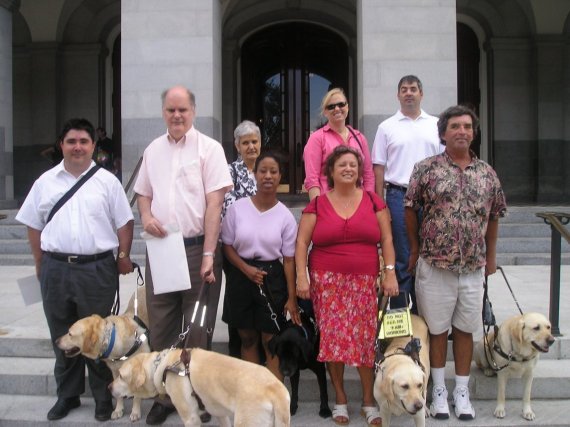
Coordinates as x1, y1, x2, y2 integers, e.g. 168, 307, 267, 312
56, 285, 149, 421
110, 348, 291, 427
474, 312, 555, 420
373, 314, 430, 427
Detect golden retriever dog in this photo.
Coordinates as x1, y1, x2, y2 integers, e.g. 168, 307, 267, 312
109, 348, 291, 427
56, 285, 149, 421
373, 314, 430, 427
474, 312, 555, 420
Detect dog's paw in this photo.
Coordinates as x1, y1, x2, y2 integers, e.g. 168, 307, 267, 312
522, 406, 535, 421
483, 368, 496, 377
289, 403, 298, 416
111, 408, 124, 420
319, 406, 332, 418
129, 411, 141, 422
494, 405, 506, 418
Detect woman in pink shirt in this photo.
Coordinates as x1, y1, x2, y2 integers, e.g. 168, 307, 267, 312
303, 87, 375, 200
296, 146, 398, 426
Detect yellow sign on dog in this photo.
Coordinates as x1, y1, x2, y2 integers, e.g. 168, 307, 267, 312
378, 307, 413, 339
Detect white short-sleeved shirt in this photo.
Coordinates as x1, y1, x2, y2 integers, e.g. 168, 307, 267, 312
134, 126, 233, 238
16, 161, 134, 254
371, 110, 442, 187
221, 198, 297, 261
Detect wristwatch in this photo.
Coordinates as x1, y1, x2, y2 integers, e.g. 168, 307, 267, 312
383, 264, 395, 271
118, 251, 129, 259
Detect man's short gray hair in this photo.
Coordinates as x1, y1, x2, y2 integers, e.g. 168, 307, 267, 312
161, 87, 196, 106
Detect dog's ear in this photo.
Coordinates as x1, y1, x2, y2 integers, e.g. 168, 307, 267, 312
133, 362, 147, 388
301, 340, 313, 364
267, 336, 279, 357
380, 373, 395, 402
515, 318, 525, 343
83, 315, 104, 353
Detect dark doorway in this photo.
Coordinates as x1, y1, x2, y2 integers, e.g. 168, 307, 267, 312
457, 23, 481, 157
241, 23, 349, 194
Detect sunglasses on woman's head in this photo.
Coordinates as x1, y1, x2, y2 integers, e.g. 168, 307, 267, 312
325, 101, 348, 111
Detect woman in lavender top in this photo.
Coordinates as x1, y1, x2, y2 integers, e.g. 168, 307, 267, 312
221, 152, 301, 379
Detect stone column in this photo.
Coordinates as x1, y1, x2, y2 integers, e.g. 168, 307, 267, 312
121, 0, 223, 186
0, 0, 19, 208
357, 0, 457, 143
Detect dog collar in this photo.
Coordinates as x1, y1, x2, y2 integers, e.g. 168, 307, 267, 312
110, 316, 150, 362
100, 323, 116, 360
299, 324, 309, 340
492, 341, 535, 363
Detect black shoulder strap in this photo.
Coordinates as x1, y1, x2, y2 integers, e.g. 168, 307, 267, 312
347, 126, 364, 151
46, 165, 101, 225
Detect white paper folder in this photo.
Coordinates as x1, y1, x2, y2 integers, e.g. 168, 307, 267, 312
141, 224, 191, 294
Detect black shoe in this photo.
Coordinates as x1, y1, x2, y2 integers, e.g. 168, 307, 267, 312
146, 402, 176, 425
47, 396, 81, 420
94, 399, 113, 421
200, 411, 212, 423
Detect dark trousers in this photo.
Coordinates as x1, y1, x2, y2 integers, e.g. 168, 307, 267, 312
386, 186, 418, 313
145, 243, 223, 409
145, 243, 223, 352
40, 254, 117, 401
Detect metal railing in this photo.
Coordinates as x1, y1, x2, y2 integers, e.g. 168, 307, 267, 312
123, 156, 143, 207
536, 211, 570, 336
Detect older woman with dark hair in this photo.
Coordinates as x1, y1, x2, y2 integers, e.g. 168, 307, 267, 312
296, 145, 398, 426
222, 120, 262, 218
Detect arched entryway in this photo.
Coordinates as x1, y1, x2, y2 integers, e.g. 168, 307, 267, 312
457, 22, 482, 158
241, 23, 349, 194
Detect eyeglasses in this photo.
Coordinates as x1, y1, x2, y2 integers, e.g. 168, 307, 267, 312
325, 101, 348, 111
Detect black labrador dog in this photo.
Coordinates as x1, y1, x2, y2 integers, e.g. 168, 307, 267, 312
268, 300, 332, 418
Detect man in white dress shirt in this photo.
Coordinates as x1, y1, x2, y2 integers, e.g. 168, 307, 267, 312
17, 118, 134, 422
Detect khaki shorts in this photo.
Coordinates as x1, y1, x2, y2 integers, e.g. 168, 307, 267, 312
415, 257, 484, 335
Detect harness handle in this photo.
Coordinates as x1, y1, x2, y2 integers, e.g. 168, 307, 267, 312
497, 266, 524, 315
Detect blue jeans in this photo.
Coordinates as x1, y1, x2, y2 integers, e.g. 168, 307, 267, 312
385, 186, 417, 313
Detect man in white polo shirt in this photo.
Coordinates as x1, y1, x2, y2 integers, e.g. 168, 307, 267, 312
17, 118, 134, 422
371, 75, 442, 311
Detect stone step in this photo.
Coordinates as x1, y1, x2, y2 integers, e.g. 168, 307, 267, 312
1, 355, 569, 401
2, 252, 568, 266
499, 223, 552, 238
2, 238, 564, 255
497, 253, 570, 265
1, 394, 568, 427
0, 253, 147, 266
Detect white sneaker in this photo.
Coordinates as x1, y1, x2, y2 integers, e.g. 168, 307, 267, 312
453, 385, 475, 420
430, 385, 450, 419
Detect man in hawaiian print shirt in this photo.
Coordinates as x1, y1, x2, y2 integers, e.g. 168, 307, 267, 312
404, 105, 507, 422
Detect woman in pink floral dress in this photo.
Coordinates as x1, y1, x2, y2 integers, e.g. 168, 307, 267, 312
296, 145, 398, 426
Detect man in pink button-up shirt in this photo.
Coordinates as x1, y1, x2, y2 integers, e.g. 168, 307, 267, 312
134, 86, 232, 424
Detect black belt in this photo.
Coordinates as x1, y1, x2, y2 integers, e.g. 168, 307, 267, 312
386, 182, 407, 192
183, 235, 205, 246
44, 250, 113, 264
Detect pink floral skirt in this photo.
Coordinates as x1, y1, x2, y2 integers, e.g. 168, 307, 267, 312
309, 269, 378, 367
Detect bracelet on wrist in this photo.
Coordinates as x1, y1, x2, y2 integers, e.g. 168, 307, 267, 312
202, 252, 215, 258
